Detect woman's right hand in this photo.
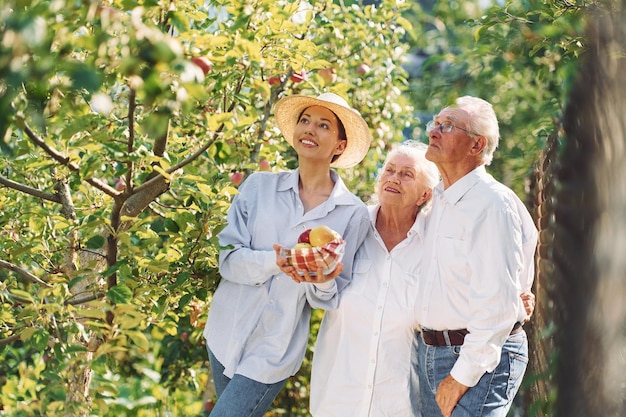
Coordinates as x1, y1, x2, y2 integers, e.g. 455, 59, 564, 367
273, 244, 342, 284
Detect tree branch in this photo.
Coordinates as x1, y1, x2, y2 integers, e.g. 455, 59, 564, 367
0, 259, 52, 287
22, 123, 121, 197
65, 292, 105, 306
0, 333, 21, 346
0, 173, 61, 203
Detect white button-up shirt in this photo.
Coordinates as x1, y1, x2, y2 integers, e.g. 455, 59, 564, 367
416, 165, 538, 387
310, 204, 424, 417
204, 169, 370, 384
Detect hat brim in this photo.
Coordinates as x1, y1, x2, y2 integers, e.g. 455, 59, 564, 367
274, 95, 372, 168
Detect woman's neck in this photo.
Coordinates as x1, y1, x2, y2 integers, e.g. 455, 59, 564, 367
298, 162, 335, 213
375, 205, 419, 251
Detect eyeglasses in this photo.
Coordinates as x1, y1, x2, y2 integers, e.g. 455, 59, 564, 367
426, 120, 476, 136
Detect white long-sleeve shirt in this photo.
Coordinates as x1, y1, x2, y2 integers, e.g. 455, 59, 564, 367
416, 165, 538, 387
310, 204, 424, 417
204, 169, 370, 384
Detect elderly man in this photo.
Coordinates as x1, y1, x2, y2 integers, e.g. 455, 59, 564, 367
416, 96, 538, 417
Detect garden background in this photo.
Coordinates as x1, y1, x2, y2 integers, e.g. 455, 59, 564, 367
1, 0, 624, 416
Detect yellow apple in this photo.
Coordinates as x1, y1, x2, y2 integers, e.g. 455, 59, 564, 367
293, 242, 312, 250
309, 225, 341, 247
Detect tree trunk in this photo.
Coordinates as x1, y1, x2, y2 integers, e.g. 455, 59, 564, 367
541, 2, 626, 416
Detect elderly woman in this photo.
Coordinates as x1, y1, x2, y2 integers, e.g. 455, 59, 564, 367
310, 141, 439, 417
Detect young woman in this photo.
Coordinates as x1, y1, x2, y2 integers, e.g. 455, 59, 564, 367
203, 93, 372, 417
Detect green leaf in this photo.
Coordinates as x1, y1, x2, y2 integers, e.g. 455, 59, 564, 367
106, 285, 133, 304
30, 329, 49, 350
85, 235, 106, 249
126, 330, 150, 351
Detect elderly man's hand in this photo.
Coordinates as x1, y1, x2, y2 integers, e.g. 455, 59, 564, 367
520, 291, 536, 322
436, 374, 469, 417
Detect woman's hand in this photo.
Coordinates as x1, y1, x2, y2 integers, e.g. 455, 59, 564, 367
294, 263, 343, 284
273, 244, 342, 284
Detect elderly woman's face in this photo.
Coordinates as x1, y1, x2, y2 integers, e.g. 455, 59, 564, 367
378, 153, 429, 209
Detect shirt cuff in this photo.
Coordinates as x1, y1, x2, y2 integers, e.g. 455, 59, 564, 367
264, 250, 281, 276
312, 280, 337, 292
450, 353, 484, 387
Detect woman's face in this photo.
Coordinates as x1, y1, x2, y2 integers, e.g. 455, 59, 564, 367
377, 153, 430, 210
292, 105, 346, 164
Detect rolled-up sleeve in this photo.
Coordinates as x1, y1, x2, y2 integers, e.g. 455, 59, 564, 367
218, 176, 281, 286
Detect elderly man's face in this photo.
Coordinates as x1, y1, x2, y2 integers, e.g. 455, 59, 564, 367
425, 108, 476, 165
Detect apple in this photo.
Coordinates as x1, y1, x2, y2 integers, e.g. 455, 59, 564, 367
191, 56, 212, 75
259, 158, 271, 171
290, 69, 306, 83
204, 400, 215, 412
298, 228, 311, 244
356, 63, 371, 75
114, 177, 125, 191
293, 242, 313, 250
230, 172, 244, 186
318, 67, 337, 84
180, 331, 189, 341
268, 75, 282, 86
309, 225, 341, 247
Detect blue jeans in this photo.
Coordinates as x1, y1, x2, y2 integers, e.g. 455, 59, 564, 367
417, 330, 528, 417
206, 348, 287, 417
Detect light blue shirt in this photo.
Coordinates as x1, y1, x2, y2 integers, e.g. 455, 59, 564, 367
204, 169, 370, 384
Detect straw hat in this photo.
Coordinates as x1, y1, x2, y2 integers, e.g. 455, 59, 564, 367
274, 93, 372, 168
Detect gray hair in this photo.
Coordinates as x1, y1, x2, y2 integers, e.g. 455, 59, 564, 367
451, 96, 500, 166
374, 141, 440, 209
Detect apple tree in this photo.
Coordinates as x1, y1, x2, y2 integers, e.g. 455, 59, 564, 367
0, 0, 415, 415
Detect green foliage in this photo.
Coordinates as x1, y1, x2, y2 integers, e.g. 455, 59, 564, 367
0, 0, 608, 414
404, 0, 587, 195
1, 0, 413, 415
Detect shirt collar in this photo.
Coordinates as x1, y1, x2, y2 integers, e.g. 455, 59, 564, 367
369, 203, 429, 239
277, 169, 357, 206
435, 165, 488, 205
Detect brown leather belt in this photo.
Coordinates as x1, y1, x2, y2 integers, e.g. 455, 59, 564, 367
421, 322, 523, 347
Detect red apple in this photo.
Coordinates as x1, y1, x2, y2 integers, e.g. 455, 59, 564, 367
318, 67, 337, 84
114, 177, 125, 191
204, 400, 215, 412
204, 400, 215, 411
191, 57, 212, 75
290, 69, 306, 83
230, 172, 244, 186
180, 332, 188, 341
356, 63, 371, 75
268, 75, 282, 86
259, 159, 271, 171
298, 228, 311, 244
